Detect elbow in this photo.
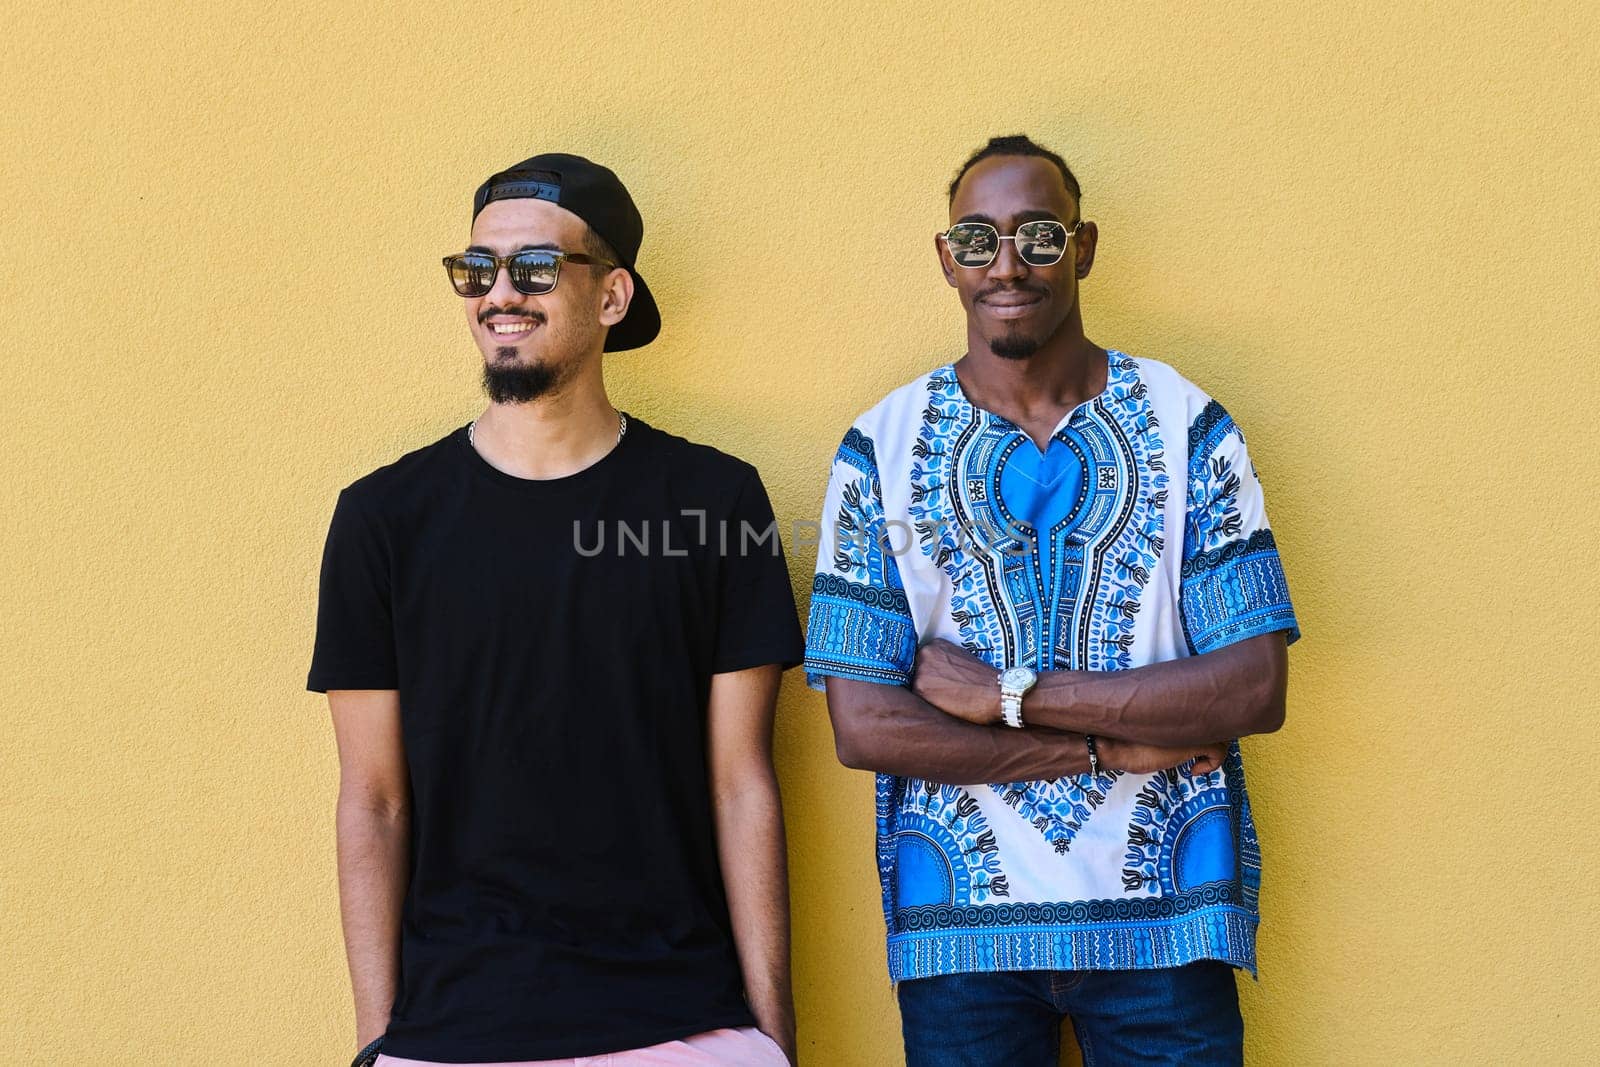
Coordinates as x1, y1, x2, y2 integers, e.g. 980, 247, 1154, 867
336, 782, 410, 825
833, 722, 872, 770
1241, 633, 1289, 735
1248, 663, 1288, 734
823, 678, 901, 772
1252, 695, 1286, 735
829, 709, 881, 771
710, 753, 781, 810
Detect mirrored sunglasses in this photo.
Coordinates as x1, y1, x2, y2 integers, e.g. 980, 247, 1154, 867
441, 249, 618, 297
939, 219, 1083, 268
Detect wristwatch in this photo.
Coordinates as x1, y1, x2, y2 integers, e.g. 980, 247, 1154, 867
997, 666, 1037, 728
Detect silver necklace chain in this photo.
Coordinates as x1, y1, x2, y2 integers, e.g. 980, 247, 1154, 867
469, 410, 627, 451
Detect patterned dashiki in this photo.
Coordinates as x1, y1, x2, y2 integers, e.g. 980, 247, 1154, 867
804, 350, 1301, 981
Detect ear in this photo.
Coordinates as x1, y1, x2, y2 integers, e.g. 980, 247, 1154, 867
597, 267, 634, 328
1074, 221, 1099, 279
935, 232, 958, 288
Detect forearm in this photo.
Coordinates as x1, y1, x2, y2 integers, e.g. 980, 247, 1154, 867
335, 797, 409, 1048
829, 678, 1092, 782
1025, 634, 1287, 746
714, 773, 795, 1060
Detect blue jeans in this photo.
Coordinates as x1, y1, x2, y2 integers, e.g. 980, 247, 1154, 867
896, 963, 1243, 1067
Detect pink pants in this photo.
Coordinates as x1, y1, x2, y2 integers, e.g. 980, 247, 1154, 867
373, 1026, 787, 1066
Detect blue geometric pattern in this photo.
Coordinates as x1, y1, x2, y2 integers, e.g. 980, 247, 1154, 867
1123, 761, 1234, 895
805, 575, 916, 687
993, 774, 1110, 857
889, 895, 1257, 977
803, 352, 1299, 982
904, 355, 1170, 676
803, 427, 917, 690
1181, 531, 1299, 654
890, 780, 1009, 907
1182, 401, 1301, 654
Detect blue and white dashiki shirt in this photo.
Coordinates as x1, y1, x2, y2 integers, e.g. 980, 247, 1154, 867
804, 351, 1301, 981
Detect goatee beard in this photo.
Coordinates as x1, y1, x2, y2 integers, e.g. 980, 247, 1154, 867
989, 332, 1041, 360
482, 350, 569, 403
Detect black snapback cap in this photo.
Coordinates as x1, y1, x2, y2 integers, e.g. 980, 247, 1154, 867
472, 153, 659, 352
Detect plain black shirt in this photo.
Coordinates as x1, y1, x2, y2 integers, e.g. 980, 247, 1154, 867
307, 416, 804, 1062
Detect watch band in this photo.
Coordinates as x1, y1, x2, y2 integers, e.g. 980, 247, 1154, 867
1000, 692, 1025, 728
1085, 734, 1100, 777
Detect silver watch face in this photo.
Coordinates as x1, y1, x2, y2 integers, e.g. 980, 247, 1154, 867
999, 666, 1037, 691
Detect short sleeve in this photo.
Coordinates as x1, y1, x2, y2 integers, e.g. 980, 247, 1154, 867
802, 427, 918, 691
306, 487, 400, 692
1180, 401, 1301, 655
710, 467, 806, 674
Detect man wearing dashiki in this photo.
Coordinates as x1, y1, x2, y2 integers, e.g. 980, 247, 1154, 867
804, 134, 1302, 1066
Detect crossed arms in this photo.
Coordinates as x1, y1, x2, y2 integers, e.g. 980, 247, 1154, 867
824, 630, 1288, 780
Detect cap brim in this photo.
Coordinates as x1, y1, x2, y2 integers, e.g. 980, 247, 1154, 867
603, 268, 660, 352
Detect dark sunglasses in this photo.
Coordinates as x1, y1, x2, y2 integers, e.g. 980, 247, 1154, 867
441, 248, 619, 297
938, 219, 1084, 268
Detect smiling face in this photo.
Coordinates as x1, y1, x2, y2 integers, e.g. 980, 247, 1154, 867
939, 154, 1097, 361
463, 197, 631, 402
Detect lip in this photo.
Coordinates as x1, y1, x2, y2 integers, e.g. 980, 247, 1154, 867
482, 318, 540, 341
979, 294, 1043, 319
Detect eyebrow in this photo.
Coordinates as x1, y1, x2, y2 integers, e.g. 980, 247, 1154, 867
464, 242, 560, 254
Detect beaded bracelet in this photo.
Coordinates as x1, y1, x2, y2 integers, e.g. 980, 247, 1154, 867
351, 1035, 384, 1067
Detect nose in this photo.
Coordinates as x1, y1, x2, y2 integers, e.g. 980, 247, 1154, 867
484, 259, 525, 305
986, 236, 1028, 282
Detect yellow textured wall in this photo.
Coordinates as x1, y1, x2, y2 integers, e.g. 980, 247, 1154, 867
4, 2, 1597, 1063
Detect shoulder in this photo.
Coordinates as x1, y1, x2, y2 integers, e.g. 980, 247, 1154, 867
1121, 351, 1245, 452
831, 364, 951, 466
854, 365, 949, 429
336, 424, 463, 517
1123, 352, 1215, 410
629, 417, 759, 483
625, 417, 772, 518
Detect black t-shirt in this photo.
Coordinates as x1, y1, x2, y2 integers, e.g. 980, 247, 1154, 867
306, 416, 804, 1062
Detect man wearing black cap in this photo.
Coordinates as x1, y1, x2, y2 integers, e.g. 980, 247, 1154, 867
308, 154, 802, 1067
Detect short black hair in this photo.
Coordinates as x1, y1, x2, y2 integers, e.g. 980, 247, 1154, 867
948, 134, 1082, 204
581, 225, 621, 269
